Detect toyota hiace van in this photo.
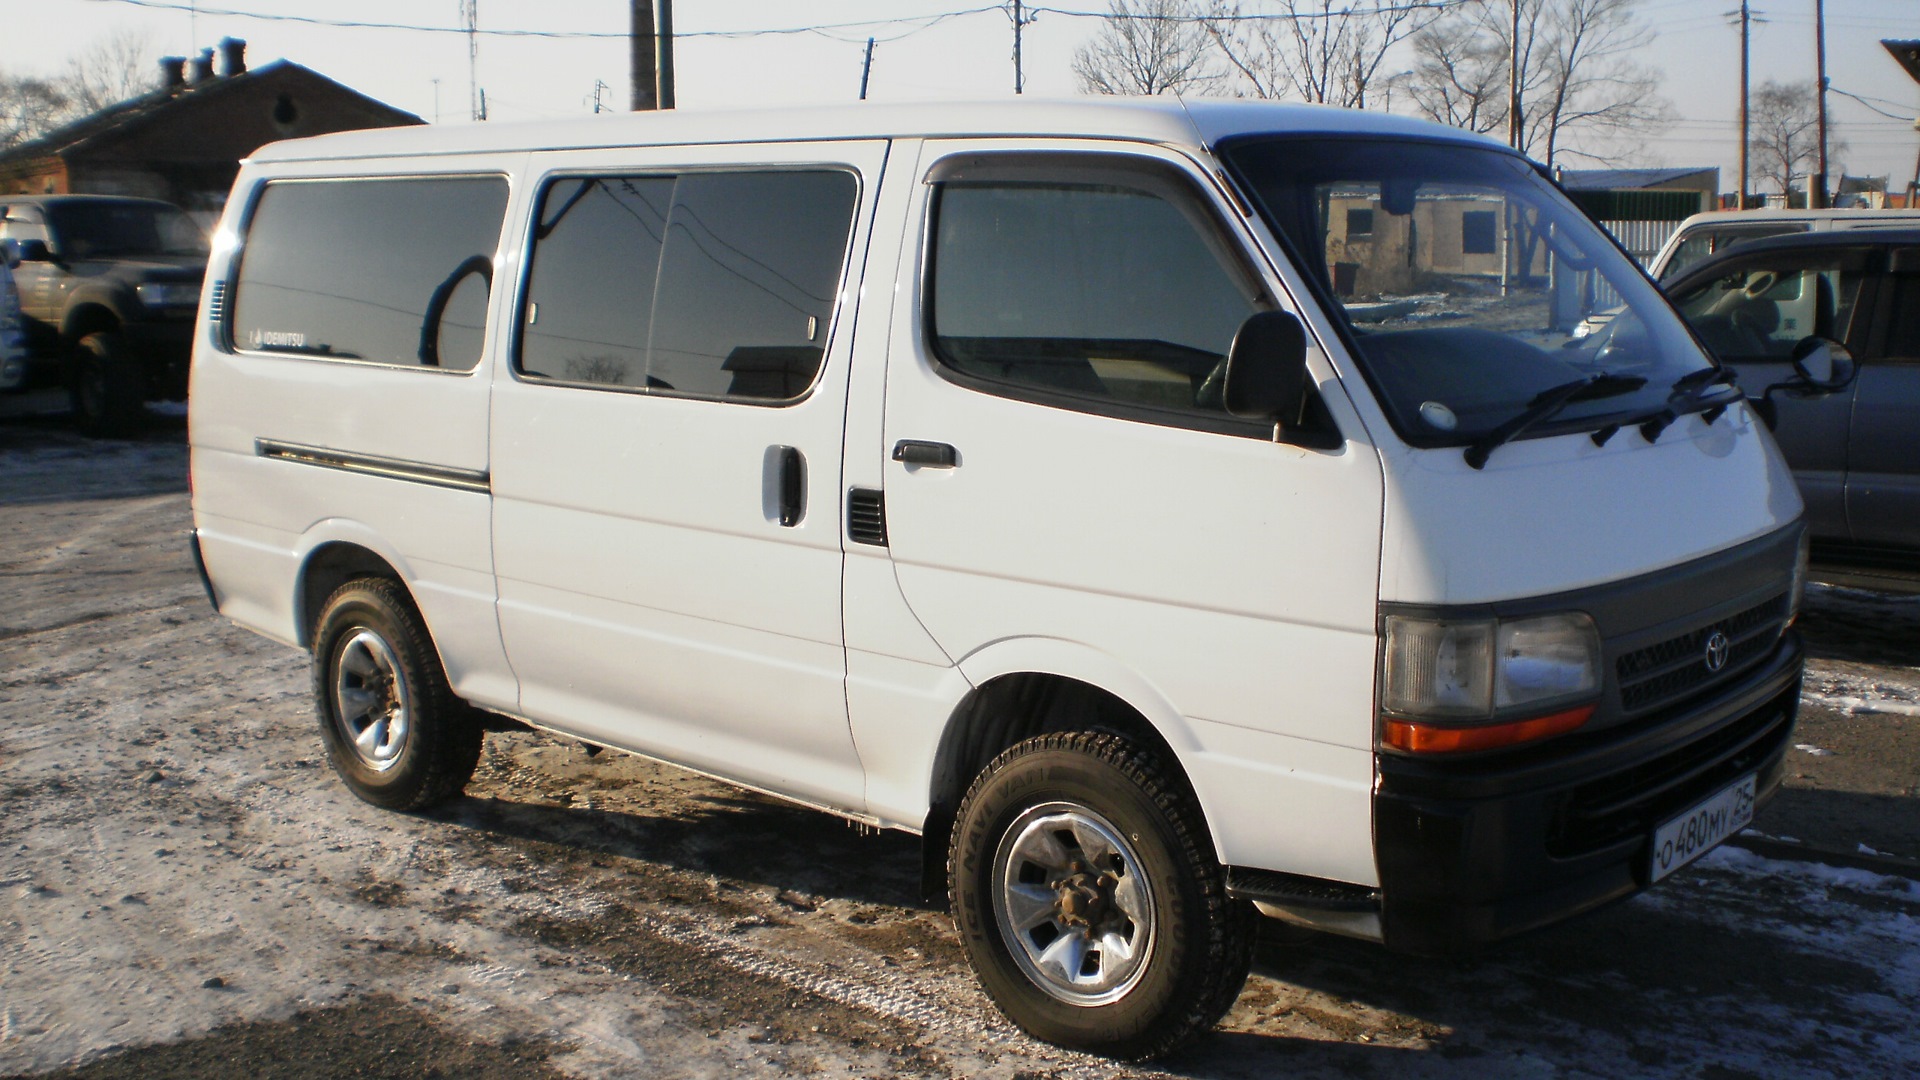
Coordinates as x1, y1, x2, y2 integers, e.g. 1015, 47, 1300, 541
190, 100, 1827, 1058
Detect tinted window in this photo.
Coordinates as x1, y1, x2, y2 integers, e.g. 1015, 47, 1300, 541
519, 170, 858, 403
1877, 271, 1920, 360
930, 179, 1259, 419
519, 177, 674, 387
232, 177, 508, 370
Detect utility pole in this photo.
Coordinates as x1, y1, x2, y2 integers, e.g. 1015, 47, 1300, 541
1507, 0, 1521, 150
1738, 1, 1751, 209
1813, 0, 1830, 208
1011, 1, 1038, 95
859, 37, 875, 100
431, 77, 440, 124
592, 79, 611, 114
463, 0, 482, 122
658, 0, 676, 109
630, 0, 657, 110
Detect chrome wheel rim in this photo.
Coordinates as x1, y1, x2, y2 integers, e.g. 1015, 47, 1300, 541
991, 802, 1155, 1007
331, 628, 410, 772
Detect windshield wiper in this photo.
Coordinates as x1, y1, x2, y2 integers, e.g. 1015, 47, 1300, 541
1603, 367, 1742, 445
1464, 372, 1648, 470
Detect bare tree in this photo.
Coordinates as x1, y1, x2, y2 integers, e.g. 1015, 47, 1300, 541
1073, 0, 1219, 96
1406, 7, 1518, 135
0, 74, 70, 150
1406, 0, 1671, 169
1748, 80, 1844, 197
1202, 0, 1442, 109
60, 28, 159, 115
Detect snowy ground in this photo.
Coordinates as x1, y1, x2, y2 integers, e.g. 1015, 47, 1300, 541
2, 415, 1917, 1079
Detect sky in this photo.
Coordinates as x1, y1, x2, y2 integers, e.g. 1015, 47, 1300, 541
2, 0, 1917, 196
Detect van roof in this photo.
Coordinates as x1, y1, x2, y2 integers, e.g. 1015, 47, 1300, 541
247, 97, 1508, 163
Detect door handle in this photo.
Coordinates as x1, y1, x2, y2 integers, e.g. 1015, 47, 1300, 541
778, 446, 806, 527
892, 440, 958, 468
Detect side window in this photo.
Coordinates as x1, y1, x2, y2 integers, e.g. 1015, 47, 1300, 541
1671, 256, 1867, 362
518, 169, 859, 403
928, 163, 1263, 425
1880, 270, 1920, 360
231, 176, 508, 370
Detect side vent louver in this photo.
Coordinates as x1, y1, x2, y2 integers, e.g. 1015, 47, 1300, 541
207, 280, 228, 339
847, 487, 887, 547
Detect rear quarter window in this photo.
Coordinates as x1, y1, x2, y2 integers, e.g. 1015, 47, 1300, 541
230, 176, 509, 371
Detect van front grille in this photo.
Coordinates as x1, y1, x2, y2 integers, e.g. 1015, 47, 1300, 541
1615, 593, 1788, 714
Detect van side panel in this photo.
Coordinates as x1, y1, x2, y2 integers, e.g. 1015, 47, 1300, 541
190, 158, 524, 711
487, 142, 888, 813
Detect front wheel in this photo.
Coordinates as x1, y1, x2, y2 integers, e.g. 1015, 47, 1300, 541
69, 331, 144, 437
949, 732, 1254, 1059
312, 578, 482, 811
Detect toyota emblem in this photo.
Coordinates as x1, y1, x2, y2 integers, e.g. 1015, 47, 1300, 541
1703, 630, 1731, 673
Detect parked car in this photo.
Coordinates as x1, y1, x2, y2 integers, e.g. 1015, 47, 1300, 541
192, 100, 1830, 1058
0, 194, 208, 435
0, 240, 25, 393
1667, 229, 1919, 583
1650, 207, 1920, 283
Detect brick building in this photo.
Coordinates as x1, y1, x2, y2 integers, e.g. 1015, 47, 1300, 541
0, 39, 420, 223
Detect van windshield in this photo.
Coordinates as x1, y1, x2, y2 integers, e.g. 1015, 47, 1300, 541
1220, 137, 1719, 448
47, 200, 208, 259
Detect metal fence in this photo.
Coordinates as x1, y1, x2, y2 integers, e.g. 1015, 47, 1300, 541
1585, 218, 1682, 310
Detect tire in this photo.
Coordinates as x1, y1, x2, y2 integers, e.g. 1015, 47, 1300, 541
312, 577, 483, 811
949, 731, 1255, 1059
69, 331, 145, 438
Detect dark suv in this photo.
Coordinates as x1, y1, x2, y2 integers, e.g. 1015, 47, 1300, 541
0, 195, 208, 435
1667, 229, 1920, 584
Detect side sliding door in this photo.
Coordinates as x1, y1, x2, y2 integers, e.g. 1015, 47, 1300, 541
489, 141, 888, 810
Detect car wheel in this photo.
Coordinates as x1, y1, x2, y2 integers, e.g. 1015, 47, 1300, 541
949, 731, 1255, 1059
69, 331, 145, 438
312, 577, 483, 811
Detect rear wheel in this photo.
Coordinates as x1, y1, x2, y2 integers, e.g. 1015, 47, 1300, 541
312, 578, 482, 811
949, 731, 1254, 1059
69, 331, 145, 437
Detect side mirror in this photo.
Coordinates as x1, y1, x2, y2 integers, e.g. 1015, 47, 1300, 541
1223, 310, 1311, 427
1788, 336, 1855, 392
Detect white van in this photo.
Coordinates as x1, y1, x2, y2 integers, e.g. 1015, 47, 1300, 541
189, 100, 1823, 1058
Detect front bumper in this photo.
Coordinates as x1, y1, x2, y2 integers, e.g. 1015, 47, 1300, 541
1373, 629, 1802, 956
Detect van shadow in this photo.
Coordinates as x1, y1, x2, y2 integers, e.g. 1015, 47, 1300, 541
435, 784, 932, 911
1160, 883, 1896, 1078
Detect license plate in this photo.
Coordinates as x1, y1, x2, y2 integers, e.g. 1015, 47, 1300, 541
1649, 774, 1757, 883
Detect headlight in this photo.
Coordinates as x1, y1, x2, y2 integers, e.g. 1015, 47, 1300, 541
137, 282, 201, 309
1382, 611, 1601, 753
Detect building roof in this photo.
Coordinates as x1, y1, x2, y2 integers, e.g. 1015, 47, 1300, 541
0, 59, 420, 168
248, 97, 1514, 164
1557, 167, 1719, 191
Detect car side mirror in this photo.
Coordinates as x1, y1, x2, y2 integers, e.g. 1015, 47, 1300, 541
1788, 336, 1855, 392
13, 239, 53, 263
1223, 310, 1311, 429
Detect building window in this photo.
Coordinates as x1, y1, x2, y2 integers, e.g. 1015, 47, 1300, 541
1462, 210, 1498, 255
1346, 208, 1375, 238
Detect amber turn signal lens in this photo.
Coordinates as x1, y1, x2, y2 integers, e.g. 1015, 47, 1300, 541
1383, 704, 1595, 754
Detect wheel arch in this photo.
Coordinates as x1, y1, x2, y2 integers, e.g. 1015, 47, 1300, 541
918, 639, 1217, 900
61, 301, 123, 345
292, 528, 420, 649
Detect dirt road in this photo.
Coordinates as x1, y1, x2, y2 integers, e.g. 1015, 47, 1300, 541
2, 417, 1917, 1079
